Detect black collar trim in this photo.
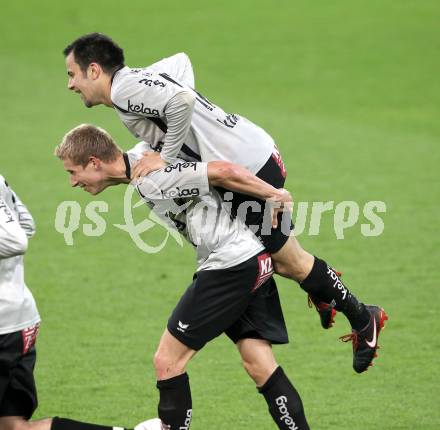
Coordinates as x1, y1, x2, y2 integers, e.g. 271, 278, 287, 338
122, 153, 131, 179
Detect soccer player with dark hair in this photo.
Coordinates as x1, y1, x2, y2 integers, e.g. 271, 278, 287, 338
62, 33, 388, 374
55, 123, 311, 430
0, 175, 152, 430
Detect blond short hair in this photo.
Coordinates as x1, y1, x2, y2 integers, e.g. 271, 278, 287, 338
55, 124, 122, 166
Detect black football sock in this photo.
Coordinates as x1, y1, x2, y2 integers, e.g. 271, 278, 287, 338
259, 366, 310, 430
51, 417, 132, 430
157, 372, 192, 430
300, 256, 370, 330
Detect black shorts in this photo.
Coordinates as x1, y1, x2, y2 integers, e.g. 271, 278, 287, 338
167, 253, 288, 351
217, 151, 293, 253
0, 324, 39, 419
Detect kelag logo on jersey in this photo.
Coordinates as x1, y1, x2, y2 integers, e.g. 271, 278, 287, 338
161, 187, 200, 199
164, 162, 197, 173
127, 99, 160, 116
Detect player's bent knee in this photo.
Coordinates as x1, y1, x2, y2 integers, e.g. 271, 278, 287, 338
241, 359, 274, 386
272, 258, 293, 279
272, 243, 314, 282
153, 350, 170, 374
272, 256, 304, 281
153, 350, 187, 380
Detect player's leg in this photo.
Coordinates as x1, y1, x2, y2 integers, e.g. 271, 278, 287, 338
271, 235, 369, 328
237, 338, 278, 386
225, 277, 310, 429
257, 154, 387, 352
154, 328, 197, 380
156, 255, 268, 429
153, 329, 195, 429
252, 154, 370, 326
218, 153, 339, 328
271, 234, 387, 372
0, 331, 44, 430
0, 330, 136, 430
153, 329, 195, 430
269, 232, 314, 281
237, 339, 310, 430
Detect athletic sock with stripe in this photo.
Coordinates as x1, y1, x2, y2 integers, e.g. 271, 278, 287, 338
300, 256, 370, 330
157, 372, 192, 430
259, 366, 310, 430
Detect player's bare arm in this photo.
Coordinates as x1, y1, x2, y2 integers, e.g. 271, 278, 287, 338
206, 161, 292, 228
207, 161, 287, 201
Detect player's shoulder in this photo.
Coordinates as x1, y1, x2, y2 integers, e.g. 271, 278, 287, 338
147, 52, 191, 71
170, 52, 191, 60
111, 66, 139, 102
127, 141, 152, 160
111, 66, 166, 106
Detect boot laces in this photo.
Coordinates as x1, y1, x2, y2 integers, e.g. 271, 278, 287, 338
340, 332, 358, 350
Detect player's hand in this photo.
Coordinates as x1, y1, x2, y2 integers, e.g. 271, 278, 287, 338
131, 152, 167, 181
268, 188, 293, 228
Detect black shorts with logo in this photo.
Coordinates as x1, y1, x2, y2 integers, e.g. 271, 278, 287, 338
167, 252, 288, 351
0, 324, 39, 419
217, 151, 293, 254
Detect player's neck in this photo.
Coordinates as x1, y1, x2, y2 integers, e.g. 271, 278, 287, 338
105, 156, 131, 184
99, 76, 113, 107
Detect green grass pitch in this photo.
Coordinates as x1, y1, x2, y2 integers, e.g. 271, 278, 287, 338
1, 1, 439, 428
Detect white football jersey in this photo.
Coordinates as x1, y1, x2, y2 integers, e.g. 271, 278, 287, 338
127, 148, 264, 271
0, 175, 40, 335
146, 52, 195, 88
112, 53, 275, 173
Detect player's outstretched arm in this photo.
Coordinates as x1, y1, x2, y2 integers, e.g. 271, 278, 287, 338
207, 161, 290, 202
207, 161, 292, 227
135, 158, 291, 227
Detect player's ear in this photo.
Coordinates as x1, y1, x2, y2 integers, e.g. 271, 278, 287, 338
88, 62, 101, 80
89, 156, 101, 169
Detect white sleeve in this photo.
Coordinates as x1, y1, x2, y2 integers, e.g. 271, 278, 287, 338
148, 52, 195, 88
136, 161, 209, 200
0, 198, 28, 258
10, 190, 36, 238
161, 91, 196, 164
112, 70, 196, 164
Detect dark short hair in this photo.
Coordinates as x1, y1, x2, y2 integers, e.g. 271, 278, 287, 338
63, 33, 124, 74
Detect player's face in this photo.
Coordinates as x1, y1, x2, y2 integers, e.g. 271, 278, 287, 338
65, 53, 100, 108
63, 158, 107, 195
